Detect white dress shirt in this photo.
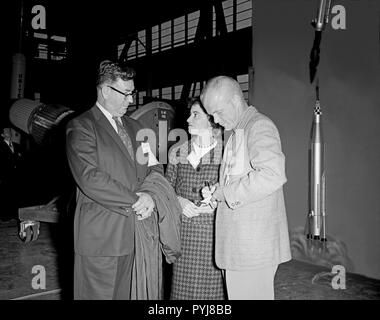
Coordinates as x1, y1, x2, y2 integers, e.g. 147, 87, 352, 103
96, 101, 118, 132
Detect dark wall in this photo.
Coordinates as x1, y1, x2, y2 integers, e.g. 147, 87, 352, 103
252, 0, 380, 279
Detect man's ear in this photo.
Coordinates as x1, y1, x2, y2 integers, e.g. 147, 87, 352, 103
231, 94, 240, 106
228, 94, 238, 111
101, 85, 110, 99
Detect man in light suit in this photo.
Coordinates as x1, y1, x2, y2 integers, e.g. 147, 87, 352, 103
200, 76, 291, 300
66, 60, 163, 299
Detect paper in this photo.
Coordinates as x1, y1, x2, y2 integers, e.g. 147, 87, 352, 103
141, 142, 159, 166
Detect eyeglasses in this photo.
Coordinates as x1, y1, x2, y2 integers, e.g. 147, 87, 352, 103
108, 86, 136, 99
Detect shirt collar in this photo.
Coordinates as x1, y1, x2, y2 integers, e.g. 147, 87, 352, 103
233, 106, 257, 132
96, 101, 115, 123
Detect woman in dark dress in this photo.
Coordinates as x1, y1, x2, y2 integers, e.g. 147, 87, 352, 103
165, 98, 225, 300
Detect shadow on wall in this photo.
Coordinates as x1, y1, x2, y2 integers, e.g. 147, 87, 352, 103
290, 226, 355, 272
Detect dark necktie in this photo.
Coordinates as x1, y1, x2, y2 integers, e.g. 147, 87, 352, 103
113, 116, 134, 161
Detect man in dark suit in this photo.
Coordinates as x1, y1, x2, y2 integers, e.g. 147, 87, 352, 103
66, 60, 163, 299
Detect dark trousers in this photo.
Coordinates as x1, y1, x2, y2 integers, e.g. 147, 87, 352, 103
74, 253, 134, 300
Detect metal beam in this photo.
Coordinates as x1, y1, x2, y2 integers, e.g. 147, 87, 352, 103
214, 1, 228, 36
195, 2, 213, 41
118, 37, 133, 63
146, 26, 153, 98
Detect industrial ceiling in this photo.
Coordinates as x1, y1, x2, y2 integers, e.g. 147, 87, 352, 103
11, 0, 225, 39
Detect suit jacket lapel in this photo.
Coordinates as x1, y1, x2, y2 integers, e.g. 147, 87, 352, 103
91, 106, 136, 167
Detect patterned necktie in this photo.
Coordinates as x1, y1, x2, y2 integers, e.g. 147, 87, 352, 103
112, 116, 134, 161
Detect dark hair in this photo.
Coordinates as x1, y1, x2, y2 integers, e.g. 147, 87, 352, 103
187, 97, 220, 129
96, 60, 135, 87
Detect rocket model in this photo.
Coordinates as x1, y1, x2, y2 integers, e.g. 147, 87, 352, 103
307, 86, 327, 242
307, 0, 330, 242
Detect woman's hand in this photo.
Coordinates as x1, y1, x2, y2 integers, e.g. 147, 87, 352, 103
178, 196, 200, 218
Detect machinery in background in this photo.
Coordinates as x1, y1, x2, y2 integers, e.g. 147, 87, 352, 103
10, 99, 75, 146
9, 98, 76, 242
129, 100, 176, 166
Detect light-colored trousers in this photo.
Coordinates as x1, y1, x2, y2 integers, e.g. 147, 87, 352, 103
224, 264, 278, 300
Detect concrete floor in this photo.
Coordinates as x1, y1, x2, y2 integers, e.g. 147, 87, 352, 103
1, 220, 380, 300
0, 220, 72, 300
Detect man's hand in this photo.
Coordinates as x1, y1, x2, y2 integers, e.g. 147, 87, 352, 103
178, 196, 200, 218
211, 186, 225, 202
132, 192, 155, 220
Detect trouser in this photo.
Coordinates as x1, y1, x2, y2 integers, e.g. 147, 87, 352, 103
224, 264, 278, 300
74, 253, 134, 300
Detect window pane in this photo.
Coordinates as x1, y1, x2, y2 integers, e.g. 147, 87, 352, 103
152, 89, 159, 98
162, 87, 172, 99
237, 0, 252, 30
174, 16, 185, 47
174, 85, 183, 100
127, 41, 136, 59
187, 10, 199, 42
